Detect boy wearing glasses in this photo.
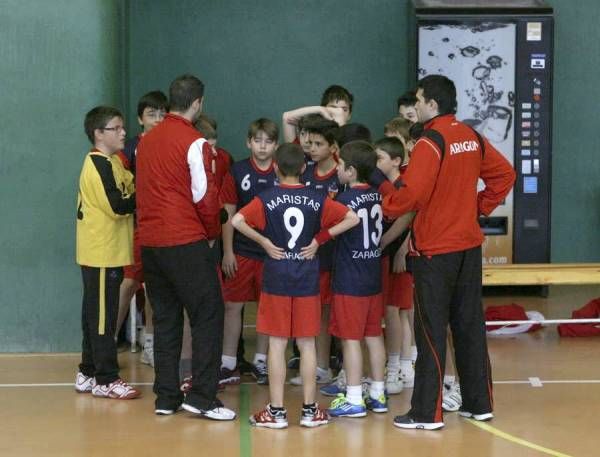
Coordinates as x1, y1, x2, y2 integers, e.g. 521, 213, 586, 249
75, 106, 141, 399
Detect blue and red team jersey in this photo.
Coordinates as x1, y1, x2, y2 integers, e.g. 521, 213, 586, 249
220, 157, 278, 259
239, 184, 349, 297
301, 163, 340, 271
333, 184, 383, 296
121, 135, 141, 175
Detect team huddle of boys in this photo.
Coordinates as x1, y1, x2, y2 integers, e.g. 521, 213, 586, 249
75, 73, 515, 431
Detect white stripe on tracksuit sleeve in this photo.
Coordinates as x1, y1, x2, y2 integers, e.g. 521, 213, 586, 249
187, 138, 208, 203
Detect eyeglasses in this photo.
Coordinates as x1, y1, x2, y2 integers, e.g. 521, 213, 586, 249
103, 125, 125, 133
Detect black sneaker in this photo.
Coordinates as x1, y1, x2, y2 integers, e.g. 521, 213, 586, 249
252, 360, 269, 385
238, 358, 255, 376
287, 356, 300, 370
218, 367, 241, 387
393, 413, 444, 430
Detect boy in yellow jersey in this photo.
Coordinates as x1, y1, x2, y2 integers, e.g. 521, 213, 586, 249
75, 106, 140, 400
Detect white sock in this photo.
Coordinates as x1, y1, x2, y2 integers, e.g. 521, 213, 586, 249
400, 358, 413, 373
387, 353, 400, 369
221, 355, 237, 371
370, 381, 385, 400
346, 385, 363, 405
444, 375, 455, 385
253, 353, 267, 365
411, 345, 418, 360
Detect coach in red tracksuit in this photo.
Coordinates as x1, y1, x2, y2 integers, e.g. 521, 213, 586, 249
378, 75, 515, 430
136, 75, 235, 420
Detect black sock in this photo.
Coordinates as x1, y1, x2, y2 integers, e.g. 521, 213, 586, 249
269, 404, 285, 412
302, 402, 317, 411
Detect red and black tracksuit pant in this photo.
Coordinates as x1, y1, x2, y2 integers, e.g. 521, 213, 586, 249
142, 240, 224, 411
410, 245, 494, 423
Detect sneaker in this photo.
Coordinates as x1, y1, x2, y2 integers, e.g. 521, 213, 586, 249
252, 360, 269, 385
249, 404, 288, 429
182, 399, 236, 421
365, 393, 388, 413
140, 344, 154, 367
238, 358, 255, 376
218, 367, 241, 387
393, 413, 444, 430
442, 381, 462, 412
400, 367, 415, 388
155, 406, 182, 416
328, 394, 367, 418
75, 372, 95, 393
320, 369, 346, 396
459, 410, 494, 421
300, 404, 330, 428
385, 367, 403, 395
290, 368, 333, 386
287, 356, 300, 370
92, 379, 141, 399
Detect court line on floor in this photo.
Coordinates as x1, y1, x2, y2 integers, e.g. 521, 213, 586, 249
467, 419, 573, 457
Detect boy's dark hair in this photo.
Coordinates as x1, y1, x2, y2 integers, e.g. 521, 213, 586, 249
339, 140, 377, 183
303, 117, 339, 145
247, 118, 279, 141
137, 90, 168, 117
374, 137, 405, 163
298, 113, 326, 131
274, 143, 305, 177
384, 117, 412, 141
195, 114, 218, 140
417, 75, 457, 115
335, 123, 372, 148
396, 90, 417, 111
321, 85, 354, 112
84, 106, 122, 143
169, 74, 204, 112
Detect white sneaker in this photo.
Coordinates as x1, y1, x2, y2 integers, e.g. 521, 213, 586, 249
75, 372, 95, 393
182, 400, 236, 421
459, 410, 493, 421
290, 368, 333, 386
92, 378, 141, 400
140, 344, 154, 367
385, 367, 403, 395
400, 367, 415, 388
442, 381, 462, 412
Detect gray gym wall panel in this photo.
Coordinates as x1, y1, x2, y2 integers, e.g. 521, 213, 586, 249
0, 1, 125, 351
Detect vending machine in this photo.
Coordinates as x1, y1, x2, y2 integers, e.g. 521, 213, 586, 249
411, 0, 553, 264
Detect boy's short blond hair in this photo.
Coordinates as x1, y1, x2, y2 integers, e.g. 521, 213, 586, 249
195, 114, 217, 140
384, 117, 412, 141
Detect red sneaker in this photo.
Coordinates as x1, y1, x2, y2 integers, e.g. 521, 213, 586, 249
249, 405, 288, 429
92, 379, 141, 399
300, 403, 330, 428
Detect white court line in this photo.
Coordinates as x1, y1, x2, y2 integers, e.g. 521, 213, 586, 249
2, 380, 600, 388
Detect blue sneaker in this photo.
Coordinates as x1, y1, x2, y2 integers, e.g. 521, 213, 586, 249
320, 369, 346, 396
365, 393, 388, 413
328, 394, 367, 418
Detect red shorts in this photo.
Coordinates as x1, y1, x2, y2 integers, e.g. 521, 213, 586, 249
124, 229, 143, 283
256, 292, 321, 338
222, 254, 263, 302
319, 271, 332, 305
329, 294, 384, 340
382, 256, 413, 309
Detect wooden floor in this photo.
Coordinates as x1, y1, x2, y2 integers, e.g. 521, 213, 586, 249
1, 286, 599, 457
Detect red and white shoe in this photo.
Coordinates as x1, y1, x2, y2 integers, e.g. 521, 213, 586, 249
249, 405, 288, 429
75, 372, 95, 393
92, 379, 141, 399
300, 404, 329, 428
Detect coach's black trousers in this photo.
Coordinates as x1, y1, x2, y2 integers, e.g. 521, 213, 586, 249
142, 240, 224, 411
79, 266, 122, 386
410, 246, 493, 423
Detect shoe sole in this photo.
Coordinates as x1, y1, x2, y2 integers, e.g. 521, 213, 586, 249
368, 407, 388, 413
385, 385, 403, 395
329, 411, 367, 418
155, 408, 180, 415
319, 390, 345, 397
219, 377, 241, 386
250, 419, 288, 429
393, 421, 444, 430
300, 420, 329, 428
182, 403, 236, 421
92, 393, 141, 399
459, 411, 493, 421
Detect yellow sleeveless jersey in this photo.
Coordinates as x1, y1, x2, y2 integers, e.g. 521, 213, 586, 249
76, 150, 135, 267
